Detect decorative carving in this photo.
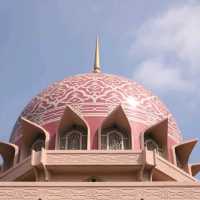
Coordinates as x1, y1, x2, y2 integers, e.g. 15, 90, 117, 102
0, 184, 199, 199
11, 73, 182, 143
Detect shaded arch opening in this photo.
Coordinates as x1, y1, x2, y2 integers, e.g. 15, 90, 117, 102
100, 105, 132, 150
20, 117, 50, 160
142, 119, 168, 159
174, 139, 197, 171
0, 141, 18, 172
57, 106, 89, 150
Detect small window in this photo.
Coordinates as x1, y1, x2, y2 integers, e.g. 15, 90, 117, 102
67, 131, 81, 149
108, 130, 123, 150
60, 126, 87, 150
101, 126, 131, 150
145, 138, 158, 151
31, 139, 45, 152
144, 133, 165, 158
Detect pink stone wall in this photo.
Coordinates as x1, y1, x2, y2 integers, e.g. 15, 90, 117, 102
50, 171, 138, 182
0, 182, 199, 200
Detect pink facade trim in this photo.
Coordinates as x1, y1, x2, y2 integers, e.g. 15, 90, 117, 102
0, 182, 200, 200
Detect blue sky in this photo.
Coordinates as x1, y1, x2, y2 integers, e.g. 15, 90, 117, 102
0, 0, 200, 167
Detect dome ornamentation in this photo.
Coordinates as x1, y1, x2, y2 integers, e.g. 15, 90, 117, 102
11, 73, 181, 143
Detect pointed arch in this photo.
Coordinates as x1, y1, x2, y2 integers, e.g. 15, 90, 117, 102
20, 117, 50, 160
56, 105, 90, 150
0, 141, 19, 171
99, 105, 132, 150
173, 139, 198, 169
141, 118, 168, 158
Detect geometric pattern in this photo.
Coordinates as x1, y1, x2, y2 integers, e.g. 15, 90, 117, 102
10, 73, 182, 142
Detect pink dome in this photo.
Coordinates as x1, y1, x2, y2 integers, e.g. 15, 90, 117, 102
10, 73, 182, 150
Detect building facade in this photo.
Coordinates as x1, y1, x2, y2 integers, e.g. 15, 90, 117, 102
0, 39, 200, 199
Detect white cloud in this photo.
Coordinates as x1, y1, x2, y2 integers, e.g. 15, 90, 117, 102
131, 2, 200, 92
134, 59, 192, 91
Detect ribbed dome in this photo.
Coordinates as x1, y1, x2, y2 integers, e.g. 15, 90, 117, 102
10, 73, 182, 145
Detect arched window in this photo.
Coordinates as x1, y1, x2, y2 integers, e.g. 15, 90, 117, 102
101, 127, 131, 150
31, 138, 45, 152
67, 131, 81, 149
144, 137, 163, 156
142, 119, 168, 159
100, 106, 132, 150
60, 126, 87, 150
108, 130, 123, 150
145, 138, 159, 151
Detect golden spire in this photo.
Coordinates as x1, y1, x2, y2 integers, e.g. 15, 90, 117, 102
93, 37, 101, 73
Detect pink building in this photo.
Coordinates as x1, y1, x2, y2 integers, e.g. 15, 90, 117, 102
0, 39, 200, 199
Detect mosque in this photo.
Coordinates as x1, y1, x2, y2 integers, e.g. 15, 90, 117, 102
0, 39, 200, 199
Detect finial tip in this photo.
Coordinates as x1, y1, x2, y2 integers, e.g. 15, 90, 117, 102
93, 36, 101, 73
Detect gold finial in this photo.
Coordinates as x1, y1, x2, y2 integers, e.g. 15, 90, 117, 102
93, 37, 101, 73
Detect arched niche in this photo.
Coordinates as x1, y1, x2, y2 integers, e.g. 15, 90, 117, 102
56, 105, 89, 150
20, 117, 50, 160
99, 105, 132, 150
173, 139, 198, 170
0, 141, 19, 172
141, 118, 168, 159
